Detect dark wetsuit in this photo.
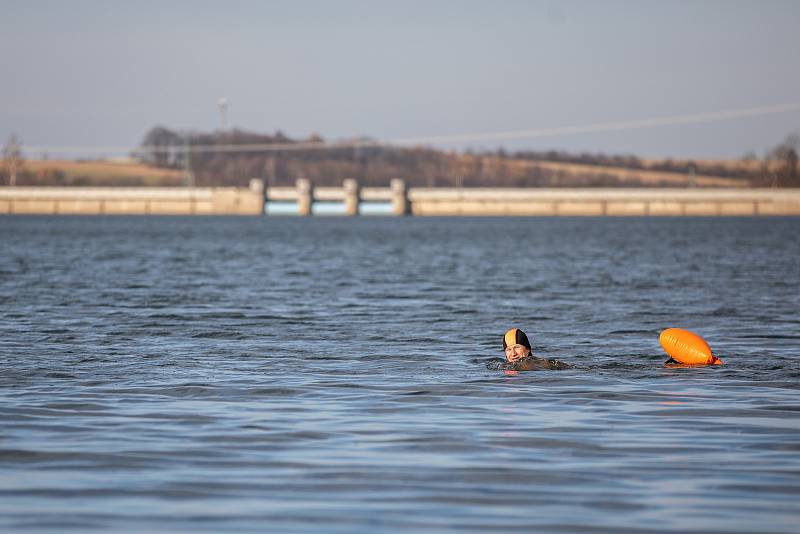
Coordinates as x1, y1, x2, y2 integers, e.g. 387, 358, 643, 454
487, 355, 570, 371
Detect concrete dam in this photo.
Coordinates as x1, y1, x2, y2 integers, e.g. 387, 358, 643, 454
2, 179, 799, 216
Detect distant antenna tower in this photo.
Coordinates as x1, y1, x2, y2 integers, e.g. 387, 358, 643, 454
218, 97, 228, 131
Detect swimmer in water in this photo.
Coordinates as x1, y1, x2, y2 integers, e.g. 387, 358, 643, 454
501, 328, 570, 371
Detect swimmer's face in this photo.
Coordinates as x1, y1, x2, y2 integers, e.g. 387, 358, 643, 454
504, 344, 530, 363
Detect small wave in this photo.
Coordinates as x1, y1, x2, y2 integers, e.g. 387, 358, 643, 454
607, 329, 657, 335
711, 306, 740, 317
42, 372, 78, 379
735, 334, 800, 340
190, 331, 246, 339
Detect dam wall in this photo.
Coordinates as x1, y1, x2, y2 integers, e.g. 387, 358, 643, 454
270, 182, 800, 216
2, 180, 800, 216
0, 180, 265, 215
406, 187, 800, 216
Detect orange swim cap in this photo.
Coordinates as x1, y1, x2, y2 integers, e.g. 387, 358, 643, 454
503, 328, 531, 350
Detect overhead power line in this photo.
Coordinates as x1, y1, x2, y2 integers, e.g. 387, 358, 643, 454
19, 101, 800, 156
387, 102, 800, 145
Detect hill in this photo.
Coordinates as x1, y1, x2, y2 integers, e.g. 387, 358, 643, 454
128, 126, 769, 188
2, 126, 796, 188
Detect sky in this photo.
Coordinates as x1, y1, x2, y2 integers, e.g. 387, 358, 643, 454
2, 0, 799, 159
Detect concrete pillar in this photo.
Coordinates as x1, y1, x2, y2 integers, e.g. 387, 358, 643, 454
390, 178, 408, 215
249, 179, 266, 215
249, 178, 265, 194
343, 178, 360, 216
296, 178, 313, 216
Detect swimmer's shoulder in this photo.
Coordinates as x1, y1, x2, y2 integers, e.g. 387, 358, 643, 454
514, 356, 570, 371
542, 358, 570, 370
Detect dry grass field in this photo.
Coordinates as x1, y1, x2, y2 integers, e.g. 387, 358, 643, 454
3, 156, 757, 188
641, 157, 764, 173
454, 154, 754, 187
4, 159, 186, 186
512, 159, 749, 187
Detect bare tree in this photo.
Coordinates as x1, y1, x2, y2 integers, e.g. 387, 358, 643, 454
138, 126, 181, 167
2, 135, 23, 186
770, 133, 800, 187
784, 132, 800, 151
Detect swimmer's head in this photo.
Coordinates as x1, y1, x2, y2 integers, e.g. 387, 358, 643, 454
503, 328, 532, 363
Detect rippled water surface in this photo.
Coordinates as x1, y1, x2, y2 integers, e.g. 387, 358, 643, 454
2, 215, 799, 532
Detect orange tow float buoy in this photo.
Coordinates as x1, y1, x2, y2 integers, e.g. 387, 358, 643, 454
659, 328, 723, 366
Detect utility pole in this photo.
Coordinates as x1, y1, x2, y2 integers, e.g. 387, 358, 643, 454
218, 97, 228, 131
2, 135, 22, 186
184, 134, 195, 187
265, 157, 276, 187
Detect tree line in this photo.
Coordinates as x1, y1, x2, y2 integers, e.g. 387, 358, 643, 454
133, 126, 799, 188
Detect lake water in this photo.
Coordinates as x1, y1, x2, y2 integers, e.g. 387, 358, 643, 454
1, 215, 799, 533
